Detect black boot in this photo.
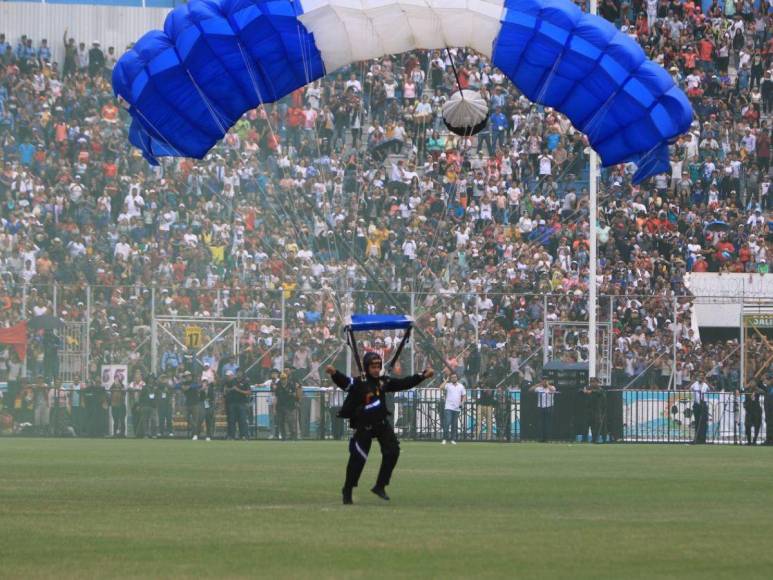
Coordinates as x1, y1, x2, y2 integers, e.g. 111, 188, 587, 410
342, 487, 353, 505
370, 486, 390, 501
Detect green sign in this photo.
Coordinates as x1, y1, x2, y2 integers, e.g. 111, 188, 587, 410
744, 314, 773, 328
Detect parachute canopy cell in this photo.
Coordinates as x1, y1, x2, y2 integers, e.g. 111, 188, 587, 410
345, 315, 414, 332
113, 0, 692, 183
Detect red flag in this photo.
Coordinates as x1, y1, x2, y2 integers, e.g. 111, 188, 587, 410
0, 321, 27, 360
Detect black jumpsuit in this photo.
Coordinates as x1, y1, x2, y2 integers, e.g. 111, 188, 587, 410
744, 390, 763, 445
330, 370, 426, 491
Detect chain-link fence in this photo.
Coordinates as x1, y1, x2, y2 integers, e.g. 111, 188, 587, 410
2, 284, 768, 392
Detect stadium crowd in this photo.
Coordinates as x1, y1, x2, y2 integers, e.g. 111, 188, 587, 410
1, 1, 773, 435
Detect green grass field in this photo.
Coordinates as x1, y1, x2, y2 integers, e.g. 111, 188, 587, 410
1, 440, 772, 579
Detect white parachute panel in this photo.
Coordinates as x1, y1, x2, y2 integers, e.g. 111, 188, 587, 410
299, 0, 506, 73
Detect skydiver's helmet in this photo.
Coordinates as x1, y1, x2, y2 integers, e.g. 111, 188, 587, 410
362, 352, 383, 375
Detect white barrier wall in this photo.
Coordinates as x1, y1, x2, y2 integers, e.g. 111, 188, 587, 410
686, 273, 773, 327
1, 4, 168, 64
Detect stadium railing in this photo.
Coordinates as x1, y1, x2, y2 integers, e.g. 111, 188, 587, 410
5, 386, 766, 445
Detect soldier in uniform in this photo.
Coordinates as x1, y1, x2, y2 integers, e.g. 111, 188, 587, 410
325, 352, 433, 505
580, 377, 606, 443
494, 383, 511, 441
275, 371, 301, 440
225, 371, 251, 440
109, 378, 127, 437
763, 375, 773, 445
181, 371, 203, 440
137, 380, 158, 438
156, 374, 174, 437
743, 381, 764, 445
80, 381, 97, 437
203, 379, 217, 441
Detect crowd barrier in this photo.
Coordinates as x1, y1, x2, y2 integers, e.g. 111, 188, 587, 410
2, 386, 769, 445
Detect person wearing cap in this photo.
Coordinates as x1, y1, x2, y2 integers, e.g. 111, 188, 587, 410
88, 40, 104, 78
325, 352, 433, 504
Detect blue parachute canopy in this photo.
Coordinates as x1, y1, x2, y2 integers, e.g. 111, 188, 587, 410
346, 315, 414, 332
113, 0, 692, 183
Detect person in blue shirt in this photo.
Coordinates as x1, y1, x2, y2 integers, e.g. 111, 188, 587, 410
476, 121, 492, 156
18, 141, 35, 167
490, 107, 509, 152
38, 39, 51, 64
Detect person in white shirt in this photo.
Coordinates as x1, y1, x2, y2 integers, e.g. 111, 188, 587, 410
690, 374, 711, 444
443, 374, 466, 444
530, 378, 556, 442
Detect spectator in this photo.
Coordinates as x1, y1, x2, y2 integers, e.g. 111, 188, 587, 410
442, 373, 465, 445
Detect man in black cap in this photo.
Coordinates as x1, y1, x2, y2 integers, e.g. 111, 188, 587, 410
325, 352, 433, 505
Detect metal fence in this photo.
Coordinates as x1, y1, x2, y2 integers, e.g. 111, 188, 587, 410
4, 386, 770, 446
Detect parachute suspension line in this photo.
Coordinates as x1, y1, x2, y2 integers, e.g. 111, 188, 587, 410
237, 41, 348, 334
184, 70, 229, 136
290, 0, 313, 86
235, 39, 275, 109
131, 106, 184, 158
532, 35, 571, 107
445, 47, 465, 102
232, 40, 314, 254
347, 328, 365, 378
296, 191, 456, 376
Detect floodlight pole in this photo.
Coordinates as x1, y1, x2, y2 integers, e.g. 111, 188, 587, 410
588, 0, 598, 380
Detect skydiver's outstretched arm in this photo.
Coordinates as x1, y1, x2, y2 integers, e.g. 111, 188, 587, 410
384, 369, 434, 392
325, 365, 353, 391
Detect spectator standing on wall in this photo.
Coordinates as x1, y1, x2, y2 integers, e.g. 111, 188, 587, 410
62, 29, 77, 78
88, 41, 104, 78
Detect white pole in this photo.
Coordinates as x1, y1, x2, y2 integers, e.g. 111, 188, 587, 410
280, 292, 286, 371
672, 295, 678, 391
410, 291, 416, 375
151, 287, 157, 375
588, 0, 598, 380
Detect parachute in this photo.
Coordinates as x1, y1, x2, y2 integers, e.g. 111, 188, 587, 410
344, 314, 413, 377
113, 0, 692, 183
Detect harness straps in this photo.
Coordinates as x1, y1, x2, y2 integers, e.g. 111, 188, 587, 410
347, 328, 365, 379
385, 327, 411, 375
